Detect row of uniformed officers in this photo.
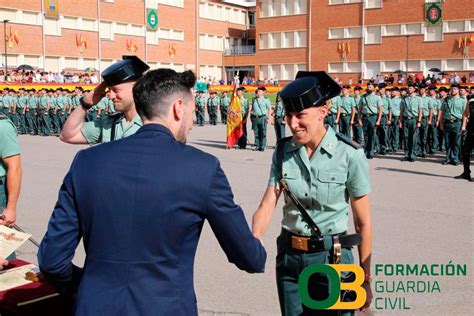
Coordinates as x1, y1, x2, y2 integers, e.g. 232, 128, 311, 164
326, 82, 471, 165
0, 87, 116, 137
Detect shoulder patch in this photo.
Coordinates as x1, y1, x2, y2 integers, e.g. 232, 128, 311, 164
336, 132, 362, 149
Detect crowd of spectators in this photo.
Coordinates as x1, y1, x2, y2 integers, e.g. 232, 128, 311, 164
0, 69, 99, 84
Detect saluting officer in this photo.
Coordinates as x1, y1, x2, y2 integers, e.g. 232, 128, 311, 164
336, 85, 355, 137
195, 91, 206, 126
60, 56, 149, 145
358, 82, 382, 159
400, 83, 422, 162
439, 84, 467, 165
251, 86, 271, 151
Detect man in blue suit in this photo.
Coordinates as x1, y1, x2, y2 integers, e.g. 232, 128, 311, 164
38, 69, 266, 315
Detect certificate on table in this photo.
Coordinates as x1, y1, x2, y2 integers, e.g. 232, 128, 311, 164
0, 225, 31, 259
0, 264, 37, 291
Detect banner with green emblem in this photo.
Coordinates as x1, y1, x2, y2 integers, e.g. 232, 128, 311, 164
425, 2, 442, 26
146, 8, 159, 31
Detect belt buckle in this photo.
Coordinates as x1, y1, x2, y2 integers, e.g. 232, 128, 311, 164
291, 236, 309, 252
333, 235, 342, 264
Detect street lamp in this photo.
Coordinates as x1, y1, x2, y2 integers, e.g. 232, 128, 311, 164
3, 19, 9, 82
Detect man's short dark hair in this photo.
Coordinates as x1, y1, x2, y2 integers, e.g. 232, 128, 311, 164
133, 69, 196, 120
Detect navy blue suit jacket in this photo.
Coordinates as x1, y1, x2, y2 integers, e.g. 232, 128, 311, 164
38, 124, 266, 315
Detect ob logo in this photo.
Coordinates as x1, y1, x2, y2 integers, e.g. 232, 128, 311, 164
298, 264, 366, 310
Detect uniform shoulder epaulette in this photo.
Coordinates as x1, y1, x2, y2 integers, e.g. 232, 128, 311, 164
336, 132, 362, 149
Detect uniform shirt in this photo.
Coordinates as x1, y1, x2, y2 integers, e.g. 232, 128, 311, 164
0, 115, 20, 178
107, 98, 115, 114
329, 95, 341, 114
2, 95, 10, 109
420, 94, 430, 117
28, 96, 38, 109
220, 96, 231, 109
268, 128, 371, 235
97, 97, 108, 112
441, 95, 467, 120
195, 96, 206, 109
359, 93, 382, 115
81, 114, 143, 144
390, 96, 402, 117
239, 96, 249, 120
207, 97, 219, 107
72, 95, 82, 109
0, 95, 3, 108
274, 99, 285, 118
17, 95, 28, 109
340, 96, 356, 115
428, 97, 441, 116
380, 95, 391, 115
253, 97, 271, 116
48, 96, 57, 110
56, 95, 65, 110
401, 94, 421, 117
39, 95, 49, 109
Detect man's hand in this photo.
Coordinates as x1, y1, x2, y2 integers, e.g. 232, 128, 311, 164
375, 120, 380, 126
82, 82, 107, 106
358, 119, 363, 126
0, 207, 16, 227
416, 122, 421, 128
0, 258, 8, 271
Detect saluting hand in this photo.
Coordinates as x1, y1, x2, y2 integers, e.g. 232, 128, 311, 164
83, 82, 107, 106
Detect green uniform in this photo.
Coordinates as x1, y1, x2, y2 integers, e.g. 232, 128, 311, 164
49, 95, 60, 133
39, 95, 52, 136
417, 94, 430, 156
0, 94, 6, 115
377, 95, 391, 154
220, 95, 230, 124
389, 96, 402, 151
273, 98, 286, 142
207, 96, 219, 125
81, 113, 143, 144
339, 96, 355, 137
252, 96, 271, 151
359, 93, 381, 158
352, 95, 363, 144
400, 94, 421, 160
441, 95, 466, 164
97, 97, 108, 120
269, 128, 370, 315
428, 96, 441, 153
238, 96, 249, 149
26, 95, 39, 134
17, 95, 28, 134
326, 95, 341, 131
195, 95, 206, 126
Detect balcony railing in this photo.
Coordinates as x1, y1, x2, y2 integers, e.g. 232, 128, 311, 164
224, 45, 256, 56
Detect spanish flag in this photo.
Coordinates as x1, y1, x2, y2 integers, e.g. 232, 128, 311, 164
226, 85, 243, 148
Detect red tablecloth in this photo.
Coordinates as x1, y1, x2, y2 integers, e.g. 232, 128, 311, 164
0, 260, 73, 315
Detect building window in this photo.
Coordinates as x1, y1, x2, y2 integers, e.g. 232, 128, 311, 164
328, 63, 344, 73
365, 0, 382, 9
346, 62, 361, 73
365, 62, 381, 79
0, 8, 17, 22
404, 23, 422, 35
62, 16, 77, 29
22, 11, 41, 25
81, 18, 96, 32
200, 2, 245, 24
467, 59, 474, 70
329, 0, 362, 4
44, 56, 60, 72
157, 0, 184, 8
259, 0, 307, 18
65, 57, 78, 69
115, 22, 128, 34
424, 60, 441, 73
260, 31, 307, 49
406, 60, 421, 72
24, 55, 40, 68
100, 21, 113, 40
365, 26, 381, 44
329, 28, 344, 39
346, 27, 362, 38
444, 21, 466, 33
44, 18, 61, 36
444, 59, 464, 71
146, 31, 158, 45
425, 25, 442, 42
383, 24, 401, 36
382, 61, 400, 72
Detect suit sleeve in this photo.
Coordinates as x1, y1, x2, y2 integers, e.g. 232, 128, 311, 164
37, 153, 83, 290
205, 159, 266, 273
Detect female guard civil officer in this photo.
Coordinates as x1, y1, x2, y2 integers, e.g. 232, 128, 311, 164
252, 71, 373, 315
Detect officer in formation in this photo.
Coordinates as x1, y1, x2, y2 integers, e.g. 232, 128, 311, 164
377, 83, 390, 155
388, 87, 402, 152
325, 93, 340, 131
220, 91, 230, 124
358, 82, 382, 159
417, 83, 430, 158
60, 55, 149, 145
427, 86, 441, 154
237, 86, 249, 149
455, 98, 473, 181
195, 90, 206, 126
0, 87, 82, 136
207, 91, 219, 125
399, 83, 422, 162
336, 85, 356, 137
439, 84, 467, 165
251, 86, 271, 151
351, 86, 364, 144
272, 92, 286, 142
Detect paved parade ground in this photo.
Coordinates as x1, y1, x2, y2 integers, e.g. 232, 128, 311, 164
14, 124, 473, 316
